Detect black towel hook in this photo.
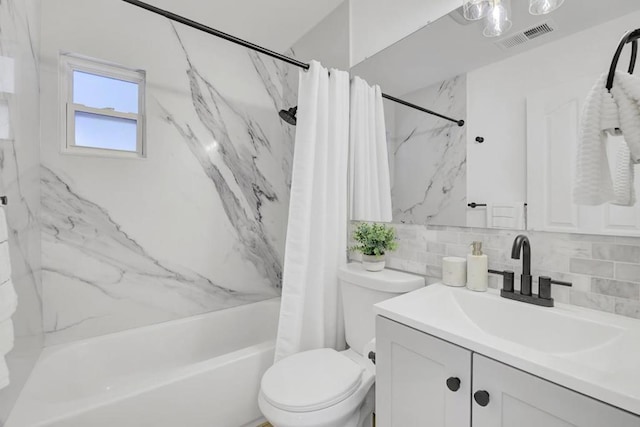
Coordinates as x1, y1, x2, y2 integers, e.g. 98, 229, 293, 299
606, 29, 640, 91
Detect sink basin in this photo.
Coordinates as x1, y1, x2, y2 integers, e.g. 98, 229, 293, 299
451, 288, 624, 354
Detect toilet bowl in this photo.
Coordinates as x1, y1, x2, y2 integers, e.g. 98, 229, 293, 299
258, 348, 375, 427
259, 264, 424, 427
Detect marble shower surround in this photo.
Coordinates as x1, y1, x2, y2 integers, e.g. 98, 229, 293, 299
388, 75, 466, 227
39, 0, 295, 344
378, 223, 640, 319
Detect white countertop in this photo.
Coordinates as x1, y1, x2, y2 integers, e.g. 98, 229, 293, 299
374, 284, 640, 416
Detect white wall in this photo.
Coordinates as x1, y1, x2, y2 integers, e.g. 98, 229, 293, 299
467, 9, 640, 205
349, 0, 459, 66
142, 0, 344, 53
291, 1, 350, 70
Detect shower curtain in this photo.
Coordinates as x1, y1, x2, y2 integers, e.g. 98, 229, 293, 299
349, 76, 393, 222
274, 61, 350, 361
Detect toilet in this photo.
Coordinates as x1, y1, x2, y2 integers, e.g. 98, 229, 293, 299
258, 263, 425, 427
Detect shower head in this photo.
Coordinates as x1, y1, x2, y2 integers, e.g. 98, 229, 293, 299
279, 106, 297, 126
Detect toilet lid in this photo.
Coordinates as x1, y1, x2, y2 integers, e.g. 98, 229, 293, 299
261, 348, 364, 412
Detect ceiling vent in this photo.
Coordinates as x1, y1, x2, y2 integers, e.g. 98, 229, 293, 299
495, 20, 557, 50
524, 22, 554, 39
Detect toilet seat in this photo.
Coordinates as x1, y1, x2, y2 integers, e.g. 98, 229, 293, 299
261, 348, 364, 412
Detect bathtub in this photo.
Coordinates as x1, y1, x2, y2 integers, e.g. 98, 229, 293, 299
6, 298, 280, 427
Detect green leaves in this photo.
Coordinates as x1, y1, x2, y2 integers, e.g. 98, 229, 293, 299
351, 222, 398, 256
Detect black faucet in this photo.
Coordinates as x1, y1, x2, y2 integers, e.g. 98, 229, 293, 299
489, 234, 573, 307
511, 235, 532, 296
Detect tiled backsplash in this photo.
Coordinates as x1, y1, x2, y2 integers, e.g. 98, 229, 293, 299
350, 223, 640, 319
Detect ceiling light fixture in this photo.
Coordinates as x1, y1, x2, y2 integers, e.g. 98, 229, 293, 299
463, 0, 564, 38
483, 0, 512, 38
529, 0, 565, 15
463, 0, 492, 20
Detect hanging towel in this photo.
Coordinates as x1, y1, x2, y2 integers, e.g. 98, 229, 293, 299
612, 139, 637, 206
610, 72, 640, 161
573, 74, 620, 205
609, 72, 640, 206
274, 62, 350, 361
574, 72, 640, 206
349, 76, 393, 222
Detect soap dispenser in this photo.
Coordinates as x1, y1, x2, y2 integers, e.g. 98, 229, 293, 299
467, 241, 488, 292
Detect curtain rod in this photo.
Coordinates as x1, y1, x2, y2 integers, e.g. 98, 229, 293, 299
120, 0, 465, 127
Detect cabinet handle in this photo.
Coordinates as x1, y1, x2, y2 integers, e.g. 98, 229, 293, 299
473, 390, 490, 407
446, 377, 461, 392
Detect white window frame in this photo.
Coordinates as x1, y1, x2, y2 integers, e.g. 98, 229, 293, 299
60, 53, 146, 158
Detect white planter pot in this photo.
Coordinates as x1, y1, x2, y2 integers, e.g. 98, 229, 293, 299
362, 254, 385, 272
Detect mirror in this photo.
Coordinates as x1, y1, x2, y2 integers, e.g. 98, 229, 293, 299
351, 0, 640, 236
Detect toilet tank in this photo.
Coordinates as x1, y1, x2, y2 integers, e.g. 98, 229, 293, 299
338, 263, 424, 355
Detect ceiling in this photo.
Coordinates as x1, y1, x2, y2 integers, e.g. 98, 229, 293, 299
138, 0, 346, 53
352, 0, 640, 96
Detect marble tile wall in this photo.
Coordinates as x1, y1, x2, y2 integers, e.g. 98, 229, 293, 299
387, 75, 466, 227
39, 0, 295, 345
0, 0, 44, 423
369, 223, 640, 319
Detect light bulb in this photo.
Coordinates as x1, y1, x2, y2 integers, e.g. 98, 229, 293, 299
483, 0, 512, 38
463, 0, 492, 21
529, 0, 565, 15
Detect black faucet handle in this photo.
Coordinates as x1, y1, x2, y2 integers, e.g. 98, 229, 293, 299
539, 276, 572, 300
488, 269, 515, 293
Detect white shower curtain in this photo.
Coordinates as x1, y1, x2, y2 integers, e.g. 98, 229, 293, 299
349, 76, 393, 222
274, 61, 350, 361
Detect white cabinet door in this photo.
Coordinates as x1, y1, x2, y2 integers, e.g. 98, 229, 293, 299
472, 354, 640, 427
375, 316, 472, 427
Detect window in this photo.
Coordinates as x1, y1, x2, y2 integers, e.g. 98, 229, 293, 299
60, 53, 145, 157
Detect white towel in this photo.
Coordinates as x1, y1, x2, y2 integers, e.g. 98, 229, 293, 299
611, 72, 640, 161
610, 72, 640, 206
486, 202, 526, 230
612, 140, 637, 206
573, 74, 619, 205
575, 72, 640, 206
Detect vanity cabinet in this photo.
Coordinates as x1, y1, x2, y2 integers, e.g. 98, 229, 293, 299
376, 316, 640, 427
376, 315, 472, 427
472, 354, 638, 427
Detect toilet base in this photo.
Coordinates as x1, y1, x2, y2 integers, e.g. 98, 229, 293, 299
258, 380, 374, 427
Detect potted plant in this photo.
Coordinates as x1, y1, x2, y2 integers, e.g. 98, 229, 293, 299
351, 222, 398, 272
